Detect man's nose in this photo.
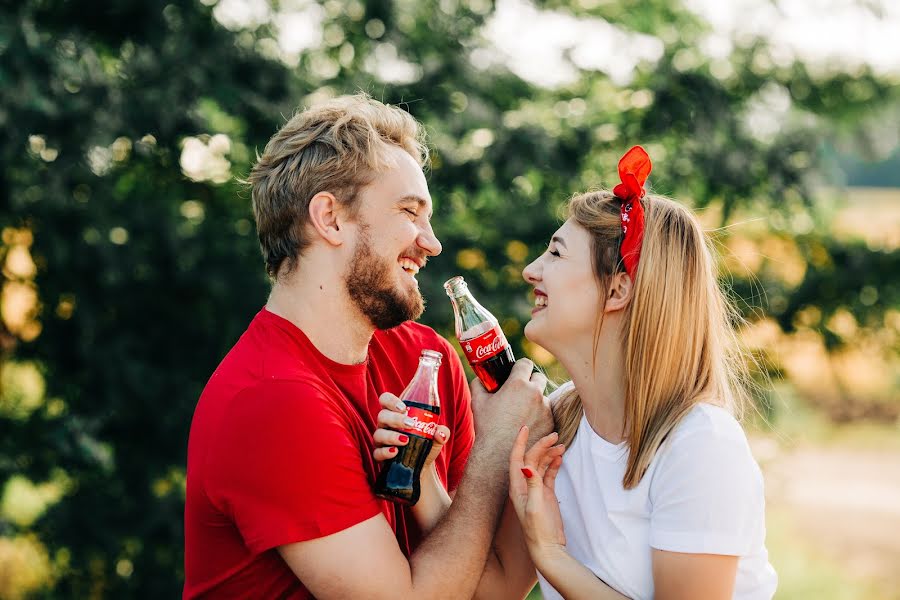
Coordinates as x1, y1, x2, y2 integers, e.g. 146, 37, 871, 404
418, 223, 442, 257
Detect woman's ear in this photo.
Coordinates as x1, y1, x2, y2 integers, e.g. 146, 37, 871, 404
307, 191, 344, 246
604, 271, 633, 313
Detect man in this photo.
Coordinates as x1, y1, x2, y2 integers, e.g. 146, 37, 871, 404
184, 94, 550, 599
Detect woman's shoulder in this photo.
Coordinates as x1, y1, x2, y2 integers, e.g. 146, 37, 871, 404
654, 402, 757, 472
650, 402, 764, 503
670, 402, 747, 446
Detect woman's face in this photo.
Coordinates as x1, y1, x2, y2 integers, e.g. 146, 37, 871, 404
522, 219, 605, 355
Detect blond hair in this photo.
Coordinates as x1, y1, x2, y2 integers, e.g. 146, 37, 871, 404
248, 93, 428, 278
552, 191, 750, 489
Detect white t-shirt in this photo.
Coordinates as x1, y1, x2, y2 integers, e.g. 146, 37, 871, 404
538, 382, 777, 600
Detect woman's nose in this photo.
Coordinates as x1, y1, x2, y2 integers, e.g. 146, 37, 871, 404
522, 257, 541, 283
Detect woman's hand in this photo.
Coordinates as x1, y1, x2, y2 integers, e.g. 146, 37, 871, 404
372, 392, 451, 471
509, 425, 567, 562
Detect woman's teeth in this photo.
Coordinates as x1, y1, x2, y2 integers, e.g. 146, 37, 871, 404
535, 295, 547, 307
399, 258, 420, 275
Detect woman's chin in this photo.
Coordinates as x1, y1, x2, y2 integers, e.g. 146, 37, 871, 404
523, 321, 544, 348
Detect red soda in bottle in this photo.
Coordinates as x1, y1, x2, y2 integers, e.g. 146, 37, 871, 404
374, 349, 442, 505
444, 276, 515, 393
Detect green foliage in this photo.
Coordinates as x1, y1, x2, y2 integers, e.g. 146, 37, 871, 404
1, 0, 898, 596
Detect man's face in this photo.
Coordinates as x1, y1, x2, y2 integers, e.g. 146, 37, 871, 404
344, 145, 441, 330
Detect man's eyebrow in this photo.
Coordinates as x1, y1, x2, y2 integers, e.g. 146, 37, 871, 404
400, 195, 433, 219
551, 235, 567, 249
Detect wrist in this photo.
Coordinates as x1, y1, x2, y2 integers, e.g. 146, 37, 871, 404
470, 432, 515, 475
529, 542, 569, 574
420, 463, 442, 486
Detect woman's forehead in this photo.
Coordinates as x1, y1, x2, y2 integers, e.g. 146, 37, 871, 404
555, 219, 590, 244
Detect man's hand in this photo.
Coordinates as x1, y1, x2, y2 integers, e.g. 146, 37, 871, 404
470, 359, 553, 459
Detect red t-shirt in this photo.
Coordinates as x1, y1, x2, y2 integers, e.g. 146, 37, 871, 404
183, 308, 475, 599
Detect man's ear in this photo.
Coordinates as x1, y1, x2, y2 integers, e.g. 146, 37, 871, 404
308, 192, 345, 246
604, 271, 633, 313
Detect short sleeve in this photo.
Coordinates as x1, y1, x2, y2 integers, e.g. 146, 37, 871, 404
440, 337, 475, 493
209, 380, 381, 554
648, 415, 765, 556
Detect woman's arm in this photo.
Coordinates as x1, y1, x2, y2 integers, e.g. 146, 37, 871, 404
528, 545, 737, 600
411, 464, 452, 535
529, 546, 629, 600
652, 550, 738, 599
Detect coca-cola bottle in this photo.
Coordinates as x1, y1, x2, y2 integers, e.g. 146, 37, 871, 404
374, 349, 442, 505
444, 276, 515, 393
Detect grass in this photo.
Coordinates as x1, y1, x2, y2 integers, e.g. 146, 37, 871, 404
766, 508, 895, 600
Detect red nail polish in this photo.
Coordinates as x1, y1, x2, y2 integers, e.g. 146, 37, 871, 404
521, 468, 534, 479
398, 435, 409, 443
390, 447, 398, 453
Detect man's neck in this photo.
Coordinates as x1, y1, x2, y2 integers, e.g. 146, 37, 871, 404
266, 268, 374, 366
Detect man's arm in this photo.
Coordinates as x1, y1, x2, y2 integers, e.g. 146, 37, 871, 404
368, 373, 545, 599
279, 427, 510, 599
279, 359, 550, 600
382, 466, 537, 600
473, 498, 538, 600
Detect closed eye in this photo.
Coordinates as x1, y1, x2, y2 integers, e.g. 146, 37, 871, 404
404, 208, 419, 218
549, 249, 561, 257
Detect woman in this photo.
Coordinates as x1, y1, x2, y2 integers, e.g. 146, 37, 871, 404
374, 146, 777, 599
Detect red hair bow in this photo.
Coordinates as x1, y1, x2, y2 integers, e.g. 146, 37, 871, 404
613, 145, 652, 279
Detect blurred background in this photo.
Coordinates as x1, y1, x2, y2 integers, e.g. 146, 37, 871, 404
1, 0, 898, 597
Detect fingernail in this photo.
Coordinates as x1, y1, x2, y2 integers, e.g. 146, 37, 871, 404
438, 430, 447, 440
396, 401, 407, 411
520, 425, 528, 432
403, 417, 415, 427
389, 447, 398, 454
521, 468, 534, 479
398, 434, 409, 443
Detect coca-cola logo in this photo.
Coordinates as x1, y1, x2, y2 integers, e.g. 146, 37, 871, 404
461, 326, 507, 364
474, 334, 505, 360
405, 416, 438, 437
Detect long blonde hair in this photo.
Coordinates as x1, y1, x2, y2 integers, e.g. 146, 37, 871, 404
552, 191, 750, 489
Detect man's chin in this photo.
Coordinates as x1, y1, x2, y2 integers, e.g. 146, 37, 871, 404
370, 294, 424, 330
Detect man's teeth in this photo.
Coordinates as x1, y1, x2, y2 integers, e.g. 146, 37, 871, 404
399, 258, 420, 275
535, 295, 547, 307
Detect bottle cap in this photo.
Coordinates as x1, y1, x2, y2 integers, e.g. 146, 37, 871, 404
443, 276, 468, 297
420, 349, 443, 363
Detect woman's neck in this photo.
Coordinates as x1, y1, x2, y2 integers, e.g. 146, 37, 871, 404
554, 329, 627, 445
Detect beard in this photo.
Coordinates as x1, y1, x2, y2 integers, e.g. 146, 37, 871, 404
345, 225, 425, 330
